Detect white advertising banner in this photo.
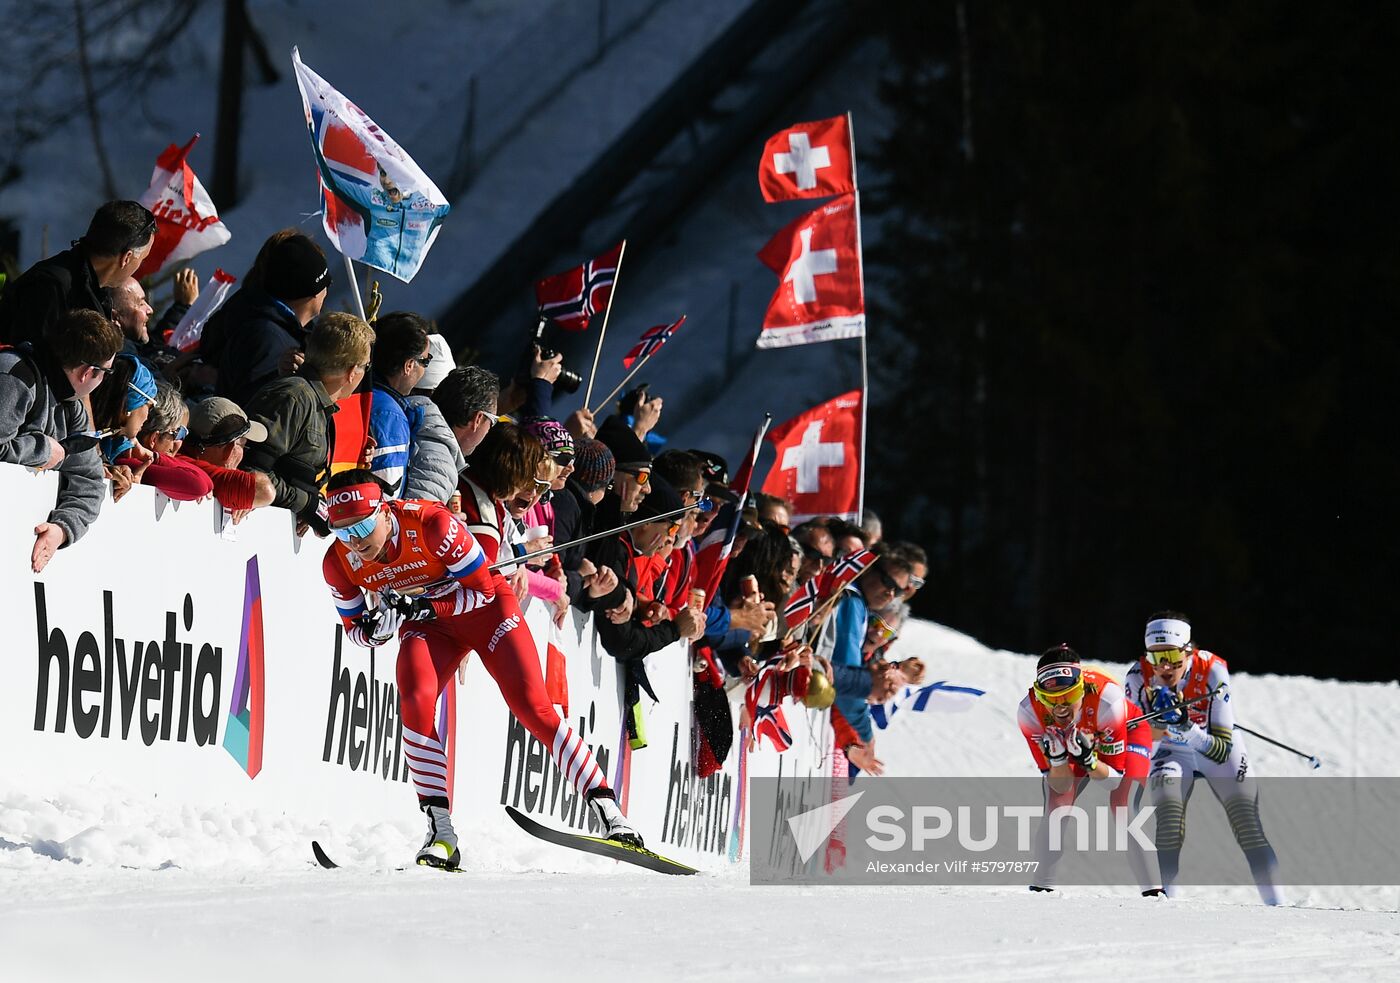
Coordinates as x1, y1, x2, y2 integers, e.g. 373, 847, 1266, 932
0, 465, 829, 869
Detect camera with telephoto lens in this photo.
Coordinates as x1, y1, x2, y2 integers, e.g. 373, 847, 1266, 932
526, 317, 583, 395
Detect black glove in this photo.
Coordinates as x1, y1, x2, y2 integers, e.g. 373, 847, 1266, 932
1064, 729, 1098, 773
382, 588, 437, 622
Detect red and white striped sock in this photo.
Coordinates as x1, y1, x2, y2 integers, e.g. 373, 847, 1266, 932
551, 720, 606, 797
403, 725, 450, 802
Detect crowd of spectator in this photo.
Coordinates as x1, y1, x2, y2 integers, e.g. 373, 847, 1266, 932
0, 200, 928, 775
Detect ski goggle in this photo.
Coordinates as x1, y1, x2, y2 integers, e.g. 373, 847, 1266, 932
332, 514, 379, 543
1033, 663, 1084, 707
1146, 647, 1189, 666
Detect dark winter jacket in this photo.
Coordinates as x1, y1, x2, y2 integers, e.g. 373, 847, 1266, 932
242, 372, 338, 525
554, 480, 589, 603
0, 246, 111, 346
201, 286, 308, 407
0, 342, 106, 545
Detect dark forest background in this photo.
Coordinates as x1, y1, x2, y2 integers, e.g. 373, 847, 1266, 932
865, 1, 1399, 681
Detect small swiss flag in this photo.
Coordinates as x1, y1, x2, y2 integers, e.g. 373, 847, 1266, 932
757, 194, 865, 349
757, 115, 855, 202
761, 390, 862, 522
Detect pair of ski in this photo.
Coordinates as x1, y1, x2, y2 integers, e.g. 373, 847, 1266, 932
311, 806, 697, 876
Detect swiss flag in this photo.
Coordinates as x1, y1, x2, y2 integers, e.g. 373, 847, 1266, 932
135, 134, 231, 279
756, 194, 864, 349
761, 390, 862, 522
757, 115, 855, 202
535, 242, 625, 332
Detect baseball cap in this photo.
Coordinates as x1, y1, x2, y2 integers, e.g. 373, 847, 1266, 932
188, 397, 268, 445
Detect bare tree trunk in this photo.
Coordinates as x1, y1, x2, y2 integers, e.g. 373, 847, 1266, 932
213, 0, 247, 209
74, 0, 117, 200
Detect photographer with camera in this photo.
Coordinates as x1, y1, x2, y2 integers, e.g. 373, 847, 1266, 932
499, 318, 583, 422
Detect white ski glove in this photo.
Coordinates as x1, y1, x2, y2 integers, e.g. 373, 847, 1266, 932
1165, 721, 1213, 753
1040, 728, 1068, 767
346, 605, 405, 649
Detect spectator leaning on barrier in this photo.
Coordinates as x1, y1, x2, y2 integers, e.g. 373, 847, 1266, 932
557, 436, 614, 605
180, 397, 274, 518
243, 311, 372, 535
119, 381, 212, 502
0, 308, 122, 572
595, 412, 651, 530
822, 547, 914, 774
204, 231, 331, 407
0, 200, 155, 346
403, 332, 463, 502
89, 352, 157, 502
432, 364, 500, 460
368, 311, 432, 497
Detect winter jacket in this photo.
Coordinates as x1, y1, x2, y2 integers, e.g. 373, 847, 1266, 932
242, 372, 337, 524
554, 481, 589, 603
369, 382, 412, 496
201, 286, 308, 407
824, 586, 874, 743
0, 246, 111, 346
402, 393, 465, 503
0, 342, 107, 545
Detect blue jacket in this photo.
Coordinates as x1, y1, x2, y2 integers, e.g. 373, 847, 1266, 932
828, 587, 873, 742
369, 382, 412, 497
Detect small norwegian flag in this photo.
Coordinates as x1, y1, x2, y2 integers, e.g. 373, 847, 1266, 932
622, 315, 684, 369
745, 662, 811, 753
824, 548, 875, 594
757, 194, 864, 349
782, 578, 820, 630
535, 241, 625, 332
135, 134, 231, 279
757, 115, 855, 203
693, 416, 769, 602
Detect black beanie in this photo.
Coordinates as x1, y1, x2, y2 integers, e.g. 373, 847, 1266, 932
263, 235, 333, 301
597, 414, 651, 471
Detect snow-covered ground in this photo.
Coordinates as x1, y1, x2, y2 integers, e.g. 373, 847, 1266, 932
3, 618, 1397, 982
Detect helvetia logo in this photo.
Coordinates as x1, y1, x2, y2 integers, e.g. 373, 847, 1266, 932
321, 628, 412, 783
32, 584, 222, 746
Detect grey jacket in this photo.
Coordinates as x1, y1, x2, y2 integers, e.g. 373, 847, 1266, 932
403, 393, 465, 503
0, 345, 106, 545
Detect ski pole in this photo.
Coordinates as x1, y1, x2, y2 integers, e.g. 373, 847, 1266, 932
1235, 724, 1322, 769
487, 499, 713, 571
1126, 684, 1224, 727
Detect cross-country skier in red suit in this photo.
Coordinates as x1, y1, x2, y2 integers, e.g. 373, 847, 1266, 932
320, 469, 641, 869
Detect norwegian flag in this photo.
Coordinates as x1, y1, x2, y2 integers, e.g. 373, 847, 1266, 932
692, 415, 769, 602
782, 577, 820, 629
135, 134, 231, 279
536, 242, 625, 332
761, 390, 862, 522
757, 115, 856, 203
745, 662, 811, 753
622, 315, 684, 369
757, 194, 864, 348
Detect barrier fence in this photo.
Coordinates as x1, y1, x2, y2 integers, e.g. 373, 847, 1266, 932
0, 464, 831, 868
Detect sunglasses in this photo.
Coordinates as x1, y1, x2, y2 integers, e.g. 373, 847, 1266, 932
1146, 647, 1189, 666
909, 575, 926, 591
618, 468, 650, 486
801, 544, 834, 567
88, 362, 114, 376
413, 354, 433, 366
332, 514, 379, 543
477, 409, 498, 428
553, 452, 574, 468
160, 425, 189, 441
875, 567, 905, 593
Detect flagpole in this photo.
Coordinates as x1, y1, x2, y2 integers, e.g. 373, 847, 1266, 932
342, 254, 366, 320
582, 239, 627, 410
847, 109, 869, 522
590, 346, 656, 417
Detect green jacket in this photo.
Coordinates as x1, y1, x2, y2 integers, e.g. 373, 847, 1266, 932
243, 373, 338, 521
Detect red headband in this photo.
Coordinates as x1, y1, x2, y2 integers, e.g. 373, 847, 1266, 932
326, 483, 384, 525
